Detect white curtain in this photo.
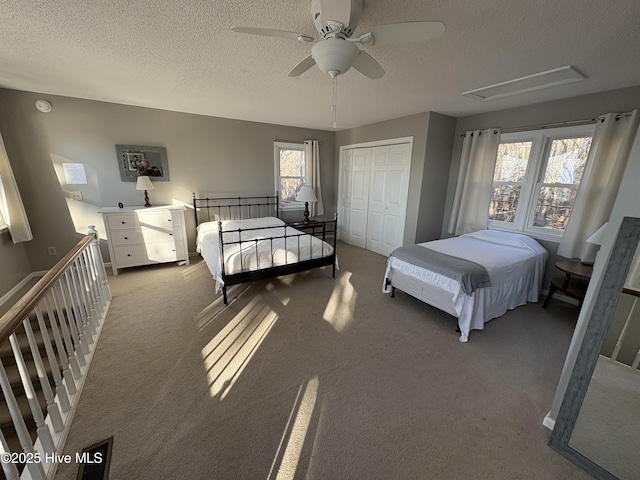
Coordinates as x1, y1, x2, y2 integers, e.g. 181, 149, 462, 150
558, 110, 639, 260
448, 128, 501, 235
304, 140, 324, 216
0, 131, 32, 243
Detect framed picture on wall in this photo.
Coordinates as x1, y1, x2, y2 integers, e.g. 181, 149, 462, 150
116, 144, 170, 182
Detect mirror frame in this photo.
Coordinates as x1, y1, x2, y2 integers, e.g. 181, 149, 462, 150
549, 216, 640, 480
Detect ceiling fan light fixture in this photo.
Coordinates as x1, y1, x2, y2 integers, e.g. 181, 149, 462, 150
311, 38, 359, 76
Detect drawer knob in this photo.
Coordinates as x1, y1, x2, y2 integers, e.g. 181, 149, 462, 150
169, 233, 173, 236
121, 221, 126, 224
124, 237, 128, 240
167, 219, 172, 222
127, 254, 131, 257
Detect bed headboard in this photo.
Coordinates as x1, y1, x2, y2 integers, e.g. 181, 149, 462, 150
192, 194, 279, 227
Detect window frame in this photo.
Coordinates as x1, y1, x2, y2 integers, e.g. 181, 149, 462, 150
274, 141, 307, 211
0, 178, 8, 233
488, 124, 595, 242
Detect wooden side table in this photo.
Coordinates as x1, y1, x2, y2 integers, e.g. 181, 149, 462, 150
543, 260, 593, 308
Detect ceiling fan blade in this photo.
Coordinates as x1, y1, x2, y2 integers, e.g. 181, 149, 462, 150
231, 26, 313, 43
352, 51, 385, 79
365, 21, 445, 46
288, 55, 316, 77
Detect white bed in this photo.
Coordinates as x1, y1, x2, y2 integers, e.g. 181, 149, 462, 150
196, 216, 336, 295
382, 230, 548, 342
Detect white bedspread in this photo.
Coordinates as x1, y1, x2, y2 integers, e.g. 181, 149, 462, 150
383, 229, 548, 342
196, 217, 335, 292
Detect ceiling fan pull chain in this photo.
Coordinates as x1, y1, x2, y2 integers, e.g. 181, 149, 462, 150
332, 72, 338, 129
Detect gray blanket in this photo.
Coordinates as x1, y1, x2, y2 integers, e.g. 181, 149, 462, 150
390, 245, 491, 295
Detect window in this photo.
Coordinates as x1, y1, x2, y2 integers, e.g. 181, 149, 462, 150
274, 142, 306, 209
488, 125, 594, 239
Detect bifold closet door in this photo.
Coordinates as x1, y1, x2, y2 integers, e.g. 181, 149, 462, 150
366, 143, 411, 256
347, 148, 371, 248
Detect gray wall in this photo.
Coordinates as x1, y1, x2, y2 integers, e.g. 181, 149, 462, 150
335, 112, 455, 246
441, 84, 640, 288
416, 112, 456, 243
0, 231, 31, 299
0, 88, 335, 279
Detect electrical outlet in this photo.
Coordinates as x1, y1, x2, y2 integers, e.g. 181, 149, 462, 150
69, 191, 83, 201
47, 246, 57, 256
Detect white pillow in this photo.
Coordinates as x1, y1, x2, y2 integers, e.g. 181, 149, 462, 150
220, 216, 285, 231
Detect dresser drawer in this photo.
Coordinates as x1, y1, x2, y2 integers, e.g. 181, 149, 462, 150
112, 245, 148, 266
106, 213, 139, 231
137, 211, 182, 229
113, 241, 184, 266
110, 230, 144, 246
145, 240, 185, 262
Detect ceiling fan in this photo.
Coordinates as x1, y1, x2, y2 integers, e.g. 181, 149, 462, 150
231, 0, 445, 80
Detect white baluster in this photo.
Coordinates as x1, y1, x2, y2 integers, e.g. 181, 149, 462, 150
44, 292, 77, 396
63, 271, 90, 359
77, 255, 96, 329
54, 279, 84, 376
0, 360, 45, 480
82, 249, 100, 324
9, 330, 55, 458
36, 302, 71, 413
23, 313, 64, 433
0, 427, 20, 480
70, 262, 96, 343
88, 225, 112, 304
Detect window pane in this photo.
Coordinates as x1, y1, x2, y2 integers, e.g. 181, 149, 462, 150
543, 137, 592, 184
533, 187, 577, 230
494, 142, 532, 182
280, 149, 305, 177
280, 178, 303, 202
489, 185, 521, 223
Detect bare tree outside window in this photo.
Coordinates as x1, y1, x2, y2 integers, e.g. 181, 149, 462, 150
278, 146, 306, 202
489, 142, 532, 223
487, 126, 593, 237
533, 137, 592, 230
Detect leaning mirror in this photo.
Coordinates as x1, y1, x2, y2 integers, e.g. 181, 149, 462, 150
549, 216, 640, 480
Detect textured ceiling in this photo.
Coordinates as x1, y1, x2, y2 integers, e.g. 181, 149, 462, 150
1, 0, 639, 131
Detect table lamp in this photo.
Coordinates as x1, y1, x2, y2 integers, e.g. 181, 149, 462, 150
136, 175, 154, 207
295, 185, 317, 223
582, 222, 608, 264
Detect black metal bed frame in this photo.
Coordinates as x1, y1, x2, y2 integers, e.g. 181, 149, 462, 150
192, 194, 337, 304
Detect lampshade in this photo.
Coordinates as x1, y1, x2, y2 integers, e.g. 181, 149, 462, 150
136, 176, 154, 191
295, 185, 316, 203
586, 222, 608, 246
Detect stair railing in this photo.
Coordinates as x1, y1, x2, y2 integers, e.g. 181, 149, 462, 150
0, 226, 111, 480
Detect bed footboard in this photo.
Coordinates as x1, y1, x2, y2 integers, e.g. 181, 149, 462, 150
218, 216, 337, 304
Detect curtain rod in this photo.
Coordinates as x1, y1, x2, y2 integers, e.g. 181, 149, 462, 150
274, 139, 322, 144
460, 111, 634, 136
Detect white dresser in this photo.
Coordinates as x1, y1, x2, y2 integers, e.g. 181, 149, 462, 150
99, 205, 189, 275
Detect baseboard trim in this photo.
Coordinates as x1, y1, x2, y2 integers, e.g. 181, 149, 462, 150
541, 288, 580, 307
0, 271, 44, 308
543, 412, 556, 430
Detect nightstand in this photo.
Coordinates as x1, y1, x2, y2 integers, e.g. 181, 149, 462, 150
286, 216, 337, 242
543, 260, 593, 308
99, 205, 189, 275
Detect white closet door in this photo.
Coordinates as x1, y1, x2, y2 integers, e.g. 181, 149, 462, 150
348, 148, 371, 248
340, 149, 353, 240
366, 143, 411, 256
365, 146, 390, 255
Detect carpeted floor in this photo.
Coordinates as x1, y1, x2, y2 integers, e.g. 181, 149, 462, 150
54, 241, 591, 480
